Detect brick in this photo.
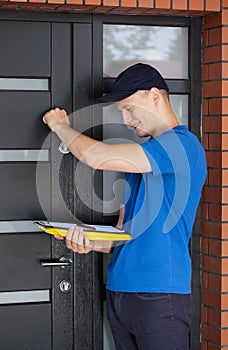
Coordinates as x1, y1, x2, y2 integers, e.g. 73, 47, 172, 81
201, 305, 208, 323
29, 0, 46, 3
103, 0, 118, 5
203, 99, 209, 116
222, 204, 228, 221
48, 0, 64, 4
203, 186, 221, 202
222, 63, 228, 79
206, 151, 222, 168
203, 46, 221, 64
202, 237, 209, 254
222, 152, 228, 169
85, 0, 100, 4
222, 170, 228, 186
208, 169, 222, 186
155, 0, 170, 9
189, 0, 204, 11
208, 63, 222, 80
221, 223, 228, 239
208, 133, 221, 149
221, 258, 228, 276
202, 271, 209, 288
221, 310, 228, 327
202, 203, 209, 220
222, 9, 228, 25
222, 240, 228, 256
209, 28, 222, 45
222, 27, 228, 43
201, 341, 207, 350
222, 275, 228, 292
121, 0, 136, 6
202, 221, 221, 239
202, 133, 209, 149
203, 255, 221, 274
138, 0, 153, 7
172, 0, 186, 10
66, 0, 83, 4
222, 118, 228, 132
205, 0, 221, 12
223, 0, 228, 8
208, 238, 222, 257
203, 13, 221, 30
203, 64, 209, 80
202, 288, 221, 308
208, 272, 221, 290
222, 45, 228, 61
221, 326, 228, 345
208, 307, 221, 327
208, 98, 222, 115
222, 134, 228, 150
203, 81, 221, 98
222, 98, 228, 114
203, 30, 209, 47
203, 117, 222, 132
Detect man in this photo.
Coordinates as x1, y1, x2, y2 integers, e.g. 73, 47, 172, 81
43, 63, 207, 350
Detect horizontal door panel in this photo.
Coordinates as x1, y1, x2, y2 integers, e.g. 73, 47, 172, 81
0, 233, 51, 291
0, 303, 51, 350
0, 163, 50, 220
0, 91, 50, 148
0, 21, 50, 77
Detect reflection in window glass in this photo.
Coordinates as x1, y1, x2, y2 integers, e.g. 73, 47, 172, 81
170, 95, 188, 125
103, 25, 188, 79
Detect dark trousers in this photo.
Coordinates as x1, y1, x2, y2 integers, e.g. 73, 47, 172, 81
106, 290, 191, 350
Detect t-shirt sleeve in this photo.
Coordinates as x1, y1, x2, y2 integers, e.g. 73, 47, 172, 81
141, 133, 190, 176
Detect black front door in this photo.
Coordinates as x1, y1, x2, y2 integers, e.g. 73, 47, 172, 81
0, 17, 102, 350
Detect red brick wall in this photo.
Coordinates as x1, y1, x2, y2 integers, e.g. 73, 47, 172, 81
201, 5, 228, 349
0, 0, 221, 14
0, 0, 226, 348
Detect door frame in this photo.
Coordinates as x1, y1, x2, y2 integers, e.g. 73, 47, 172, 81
0, 9, 202, 349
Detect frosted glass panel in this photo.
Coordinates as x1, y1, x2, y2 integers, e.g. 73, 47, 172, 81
170, 95, 188, 125
0, 78, 49, 90
0, 290, 50, 304
103, 25, 188, 79
0, 221, 41, 233
0, 150, 49, 162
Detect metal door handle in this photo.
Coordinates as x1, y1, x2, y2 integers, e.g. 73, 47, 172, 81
41, 256, 72, 269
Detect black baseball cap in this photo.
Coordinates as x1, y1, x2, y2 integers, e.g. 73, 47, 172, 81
96, 63, 169, 104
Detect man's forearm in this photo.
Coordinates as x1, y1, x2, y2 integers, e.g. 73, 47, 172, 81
54, 123, 101, 165
92, 241, 114, 254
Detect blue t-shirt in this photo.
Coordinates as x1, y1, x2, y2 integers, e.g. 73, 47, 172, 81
106, 125, 207, 294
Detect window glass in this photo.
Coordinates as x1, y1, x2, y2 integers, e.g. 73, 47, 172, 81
103, 25, 188, 79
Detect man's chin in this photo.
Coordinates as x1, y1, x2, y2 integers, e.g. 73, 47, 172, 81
135, 128, 148, 137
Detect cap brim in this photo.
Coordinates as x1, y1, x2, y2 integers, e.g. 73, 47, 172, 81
96, 89, 136, 104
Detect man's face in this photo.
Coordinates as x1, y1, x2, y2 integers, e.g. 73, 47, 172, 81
116, 91, 155, 138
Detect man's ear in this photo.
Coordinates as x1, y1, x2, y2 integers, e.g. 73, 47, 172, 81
150, 87, 161, 105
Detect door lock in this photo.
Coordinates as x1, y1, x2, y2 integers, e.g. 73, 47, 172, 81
41, 256, 72, 269
59, 280, 72, 292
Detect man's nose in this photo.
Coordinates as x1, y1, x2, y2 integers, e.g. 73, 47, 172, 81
122, 111, 131, 125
